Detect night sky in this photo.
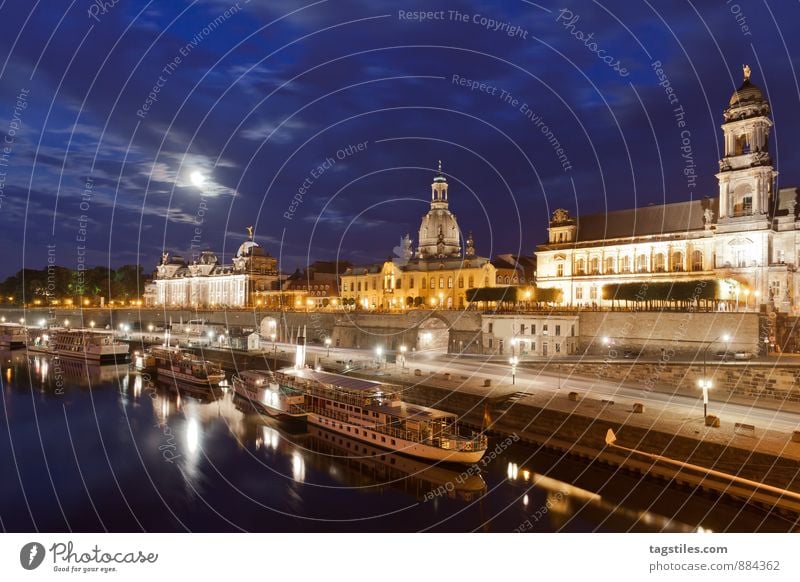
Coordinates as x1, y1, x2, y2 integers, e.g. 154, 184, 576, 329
1, 0, 798, 278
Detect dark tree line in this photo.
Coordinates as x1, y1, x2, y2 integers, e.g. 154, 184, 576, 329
0, 265, 145, 305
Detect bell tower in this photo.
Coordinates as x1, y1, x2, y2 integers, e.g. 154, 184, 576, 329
716, 64, 777, 226
431, 160, 448, 208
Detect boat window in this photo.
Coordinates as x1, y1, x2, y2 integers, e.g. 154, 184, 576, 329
372, 434, 376, 440
363, 430, 367, 436
391, 439, 396, 446
381, 437, 386, 443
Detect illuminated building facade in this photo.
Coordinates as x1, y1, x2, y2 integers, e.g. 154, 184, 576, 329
536, 67, 799, 312
340, 163, 497, 310
154, 231, 280, 308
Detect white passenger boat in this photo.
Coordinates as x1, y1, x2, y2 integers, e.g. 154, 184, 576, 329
0, 323, 27, 349
232, 369, 308, 421
51, 329, 130, 364
277, 367, 488, 465
150, 346, 225, 387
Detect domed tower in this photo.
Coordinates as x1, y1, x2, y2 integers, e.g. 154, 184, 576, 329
417, 161, 462, 259
716, 64, 777, 224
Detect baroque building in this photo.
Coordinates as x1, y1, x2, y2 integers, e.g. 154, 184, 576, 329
340, 163, 497, 310
536, 66, 798, 312
153, 228, 280, 308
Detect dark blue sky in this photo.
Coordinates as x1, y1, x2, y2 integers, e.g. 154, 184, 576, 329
1, 0, 798, 278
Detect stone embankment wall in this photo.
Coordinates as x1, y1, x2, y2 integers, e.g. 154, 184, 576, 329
535, 360, 800, 403
578, 310, 761, 355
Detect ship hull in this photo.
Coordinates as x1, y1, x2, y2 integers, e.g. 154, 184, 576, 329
55, 350, 130, 364
157, 366, 225, 387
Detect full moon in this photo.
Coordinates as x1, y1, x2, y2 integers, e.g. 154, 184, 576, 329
189, 171, 206, 188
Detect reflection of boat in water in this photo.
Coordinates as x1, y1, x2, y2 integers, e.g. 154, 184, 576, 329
150, 346, 225, 386
305, 424, 487, 501
277, 367, 488, 464
155, 376, 224, 403
51, 329, 130, 364
232, 370, 308, 421
0, 323, 28, 349
31, 354, 128, 386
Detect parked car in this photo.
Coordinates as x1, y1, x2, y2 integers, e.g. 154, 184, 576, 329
715, 350, 733, 361
734, 351, 753, 360
623, 349, 641, 359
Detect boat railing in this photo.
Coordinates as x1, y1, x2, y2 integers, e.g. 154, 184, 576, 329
307, 405, 488, 451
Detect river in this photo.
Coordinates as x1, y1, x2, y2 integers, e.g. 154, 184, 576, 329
0, 350, 793, 532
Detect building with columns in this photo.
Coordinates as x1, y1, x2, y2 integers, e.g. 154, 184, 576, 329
340, 163, 497, 310
153, 230, 280, 308
536, 67, 799, 312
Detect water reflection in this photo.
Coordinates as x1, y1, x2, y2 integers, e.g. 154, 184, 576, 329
4, 352, 795, 532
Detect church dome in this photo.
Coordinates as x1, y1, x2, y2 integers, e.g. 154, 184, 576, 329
416, 161, 462, 259
729, 79, 765, 107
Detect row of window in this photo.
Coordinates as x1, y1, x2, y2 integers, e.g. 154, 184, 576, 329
565, 250, 705, 276
486, 322, 573, 336
344, 275, 487, 293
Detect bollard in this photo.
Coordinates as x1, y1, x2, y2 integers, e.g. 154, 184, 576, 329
632, 402, 644, 413
443, 373, 451, 380
414, 369, 422, 376
568, 391, 580, 402
792, 430, 800, 443
705, 415, 720, 428
483, 379, 492, 387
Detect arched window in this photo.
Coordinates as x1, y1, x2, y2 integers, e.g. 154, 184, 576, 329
468, 275, 474, 288
692, 250, 704, 271
590, 257, 600, 274
605, 257, 615, 274
733, 184, 753, 217
621, 256, 630, 272
636, 254, 648, 272
672, 251, 683, 272
505, 276, 510, 284
576, 258, 586, 275
458, 276, 464, 288
447, 276, 453, 288
421, 278, 426, 289
439, 277, 444, 289
497, 275, 503, 284
653, 253, 665, 272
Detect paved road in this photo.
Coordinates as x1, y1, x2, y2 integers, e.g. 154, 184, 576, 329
390, 354, 800, 433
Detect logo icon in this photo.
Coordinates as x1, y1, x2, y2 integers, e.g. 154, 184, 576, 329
20, 542, 45, 570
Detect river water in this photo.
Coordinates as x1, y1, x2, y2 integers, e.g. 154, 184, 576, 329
0, 350, 794, 532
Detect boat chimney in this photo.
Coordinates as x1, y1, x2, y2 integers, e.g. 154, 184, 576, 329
294, 325, 307, 370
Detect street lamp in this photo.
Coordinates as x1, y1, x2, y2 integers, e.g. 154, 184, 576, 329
271, 333, 277, 369
511, 337, 518, 358
509, 356, 518, 385
399, 344, 407, 368
89, 320, 95, 329
64, 319, 70, 328
700, 333, 730, 422
325, 337, 331, 357
697, 378, 713, 420
375, 346, 383, 368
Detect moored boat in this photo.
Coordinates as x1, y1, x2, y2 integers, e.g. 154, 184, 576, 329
232, 369, 307, 421
150, 346, 225, 387
277, 367, 488, 465
51, 329, 130, 364
0, 323, 28, 349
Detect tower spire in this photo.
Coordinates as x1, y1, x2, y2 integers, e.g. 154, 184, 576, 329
438, 159, 442, 175
743, 63, 751, 82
